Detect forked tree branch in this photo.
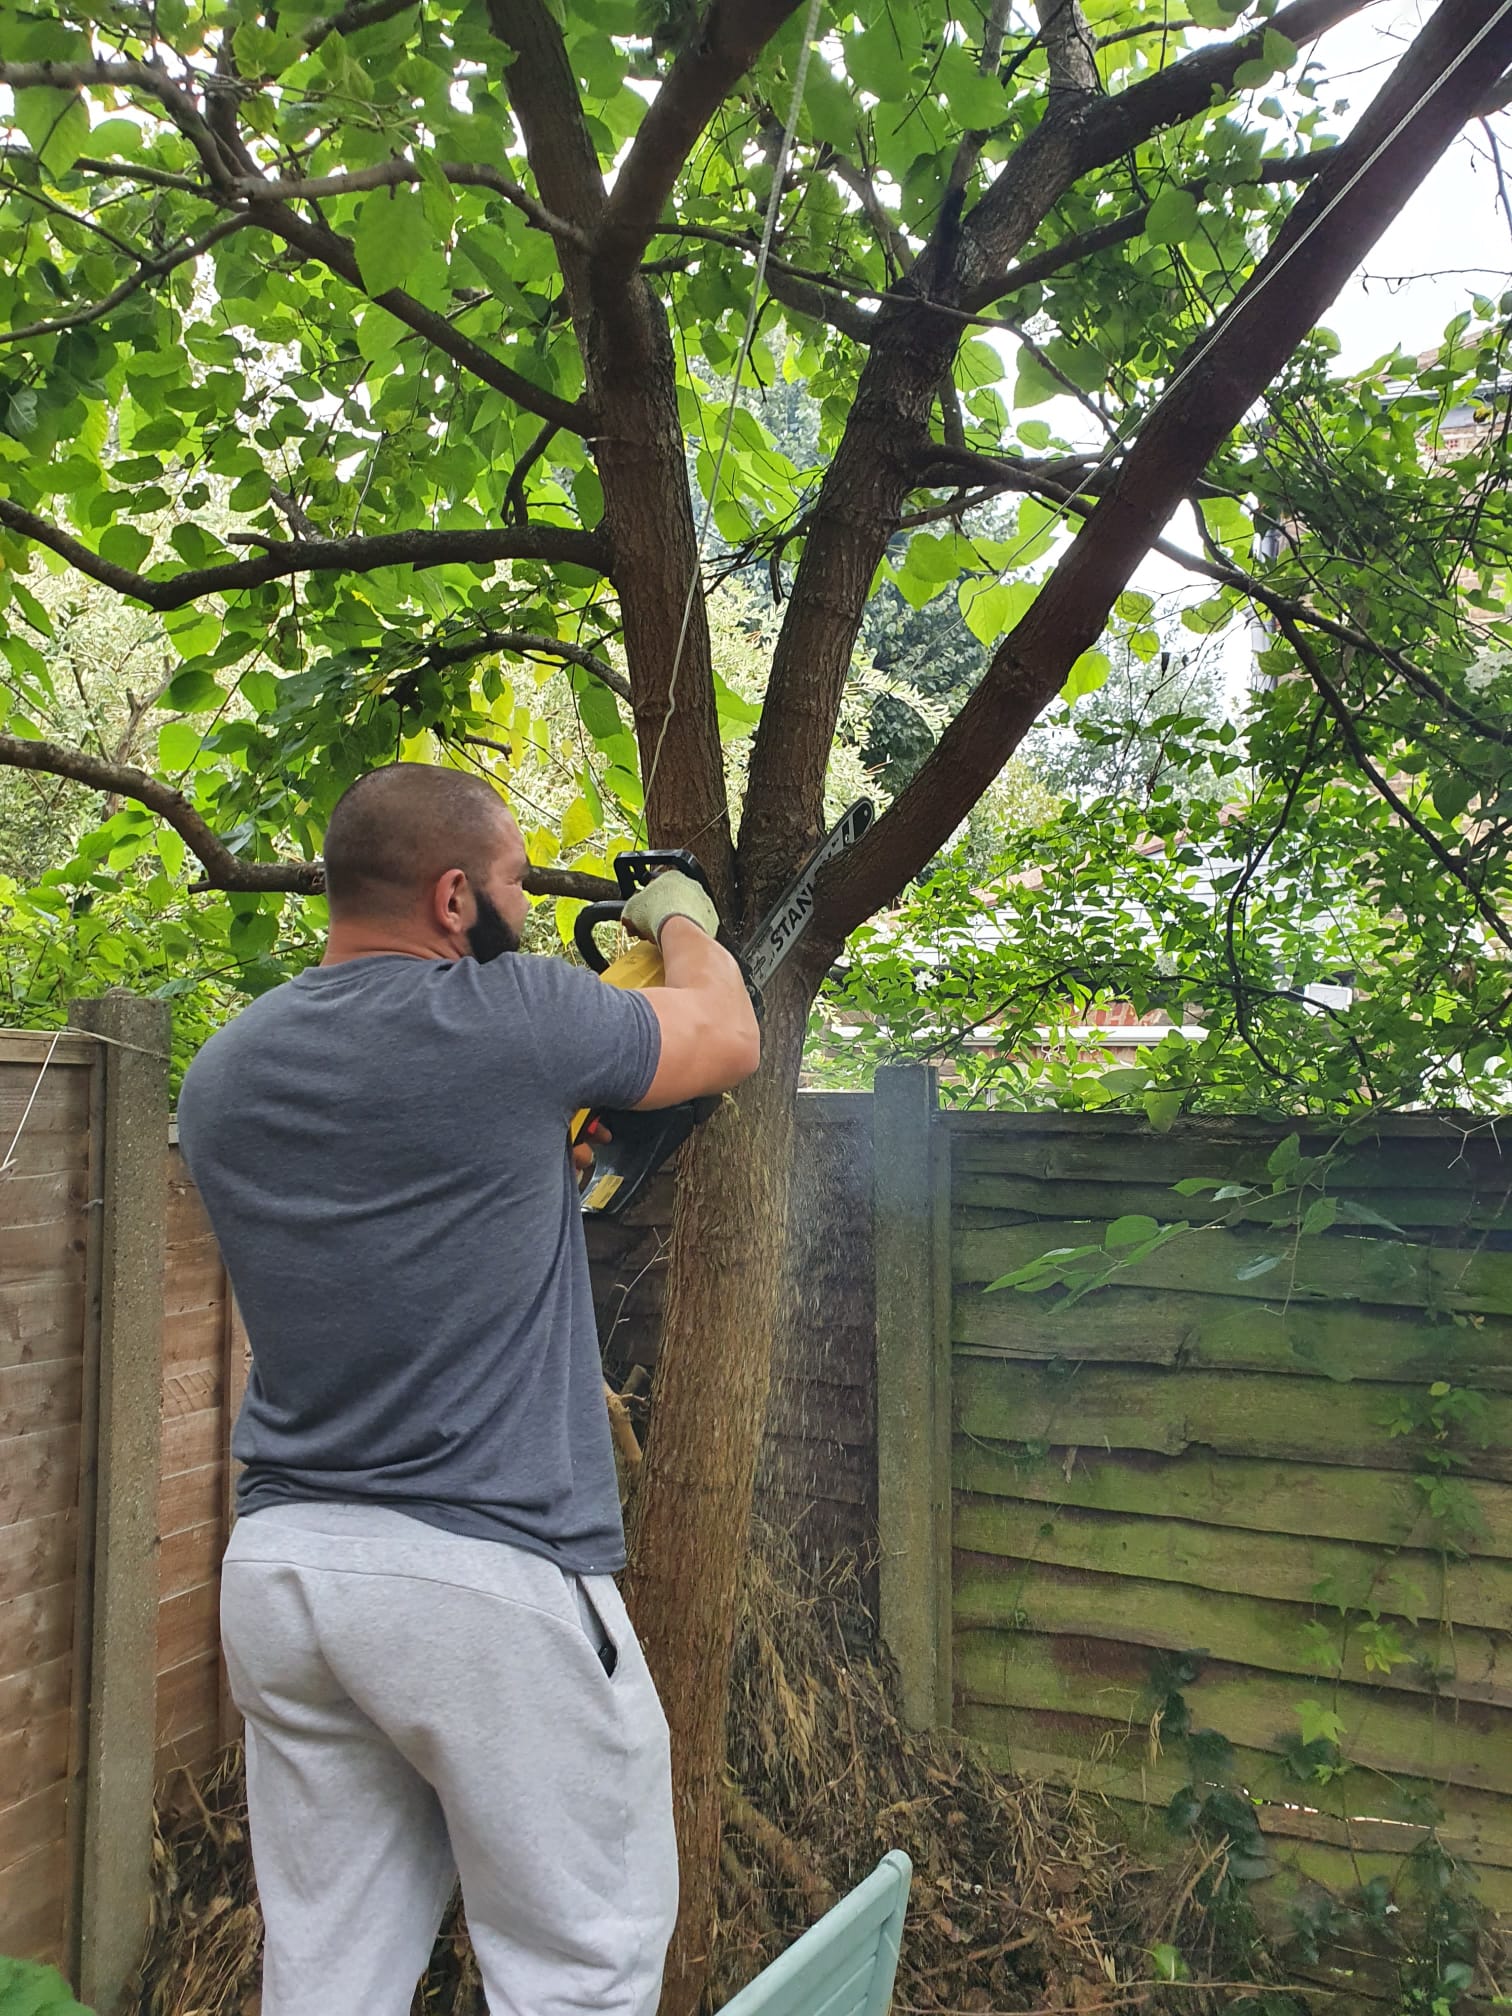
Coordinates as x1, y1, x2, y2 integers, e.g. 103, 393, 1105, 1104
953, 0, 1370, 304
0, 213, 251, 345
818, 0, 1512, 941
1272, 611, 1512, 952
302, 0, 417, 52
0, 735, 618, 902
424, 627, 631, 702
234, 159, 586, 246
991, 149, 1337, 300
250, 201, 591, 433
0, 60, 236, 184
0, 498, 610, 611
591, 0, 807, 296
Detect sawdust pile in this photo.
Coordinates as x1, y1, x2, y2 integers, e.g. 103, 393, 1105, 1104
137, 1532, 1260, 2015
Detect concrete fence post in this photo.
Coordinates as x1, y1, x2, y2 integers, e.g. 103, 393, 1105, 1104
67, 993, 170, 2014
873, 1064, 952, 1730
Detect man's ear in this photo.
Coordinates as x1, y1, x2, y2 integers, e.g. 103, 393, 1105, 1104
431, 867, 468, 933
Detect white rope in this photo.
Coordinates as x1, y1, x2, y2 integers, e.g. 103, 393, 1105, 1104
1, 1030, 61, 1174
640, 0, 826, 831
0, 1022, 175, 1177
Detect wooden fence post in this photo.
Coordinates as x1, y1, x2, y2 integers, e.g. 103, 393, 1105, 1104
67, 994, 170, 2016
873, 1064, 952, 1730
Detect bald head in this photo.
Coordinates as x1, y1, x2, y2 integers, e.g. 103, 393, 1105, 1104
322, 765, 525, 934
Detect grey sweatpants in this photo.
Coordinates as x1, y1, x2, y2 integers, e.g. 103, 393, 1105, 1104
221, 1503, 678, 2016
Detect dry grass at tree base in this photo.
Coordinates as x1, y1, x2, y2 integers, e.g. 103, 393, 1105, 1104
136, 1532, 1282, 2016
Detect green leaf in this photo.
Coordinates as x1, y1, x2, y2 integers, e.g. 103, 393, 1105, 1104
1267, 1133, 1301, 1179
14, 87, 91, 175
1150, 1943, 1186, 1984
1062, 649, 1110, 702
351, 187, 434, 299
1013, 347, 1065, 408
1263, 29, 1299, 71
157, 721, 203, 770
163, 668, 224, 712
1334, 1199, 1407, 1238
959, 578, 1036, 647
1433, 773, 1474, 821
97, 524, 153, 572
1143, 1089, 1183, 1132
1296, 1699, 1347, 1748
713, 672, 761, 737
1236, 1253, 1282, 1281
0, 1955, 92, 2014
560, 794, 597, 849
1145, 186, 1201, 247
1106, 1213, 1160, 1247
84, 116, 143, 157
1301, 1196, 1338, 1237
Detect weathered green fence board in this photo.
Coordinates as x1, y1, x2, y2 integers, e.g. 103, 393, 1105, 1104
952, 1283, 1512, 1387
953, 1441, 1512, 1559
1088, 1792, 1512, 1927
953, 1358, 1512, 1480
956, 1702, 1512, 1870
953, 1219, 1512, 1315
954, 1495, 1512, 1627
956, 1629, 1512, 1797
951, 1171, 1512, 1233
933, 1097, 1512, 1938
947, 1112, 1511, 1193
954, 1554, 1510, 1705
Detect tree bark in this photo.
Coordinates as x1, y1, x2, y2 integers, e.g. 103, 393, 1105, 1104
622, 966, 813, 2016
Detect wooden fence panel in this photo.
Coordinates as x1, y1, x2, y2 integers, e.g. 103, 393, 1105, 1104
0, 1033, 96, 1968
944, 1110, 1512, 1939
155, 1150, 236, 1780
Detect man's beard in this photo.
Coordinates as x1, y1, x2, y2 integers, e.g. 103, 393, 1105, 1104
467, 891, 520, 963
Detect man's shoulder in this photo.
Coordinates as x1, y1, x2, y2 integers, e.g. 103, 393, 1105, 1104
495, 951, 604, 1006
179, 978, 301, 1103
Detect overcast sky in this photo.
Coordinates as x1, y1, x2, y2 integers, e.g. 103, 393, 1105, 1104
1317, 1, 1512, 366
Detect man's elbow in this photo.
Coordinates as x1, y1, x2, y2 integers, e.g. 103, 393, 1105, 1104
732, 1016, 762, 1084
715, 999, 761, 1089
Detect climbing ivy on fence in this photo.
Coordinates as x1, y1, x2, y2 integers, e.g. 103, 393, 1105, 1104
975, 1133, 1512, 2008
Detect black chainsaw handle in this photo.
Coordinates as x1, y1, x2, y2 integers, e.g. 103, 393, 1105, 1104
574, 900, 625, 973
573, 849, 715, 974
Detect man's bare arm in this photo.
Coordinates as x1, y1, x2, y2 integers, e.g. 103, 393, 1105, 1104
636, 917, 760, 1108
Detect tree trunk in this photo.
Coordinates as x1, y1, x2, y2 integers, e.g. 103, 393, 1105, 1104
623, 966, 814, 2016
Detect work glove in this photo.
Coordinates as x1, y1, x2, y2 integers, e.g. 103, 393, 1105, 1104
620, 870, 720, 944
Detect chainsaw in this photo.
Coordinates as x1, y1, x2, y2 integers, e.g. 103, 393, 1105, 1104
569, 798, 874, 1217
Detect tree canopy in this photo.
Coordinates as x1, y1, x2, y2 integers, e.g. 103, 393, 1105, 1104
3, 0, 1508, 984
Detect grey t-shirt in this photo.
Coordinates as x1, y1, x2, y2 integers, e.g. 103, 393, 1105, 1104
176, 952, 661, 1573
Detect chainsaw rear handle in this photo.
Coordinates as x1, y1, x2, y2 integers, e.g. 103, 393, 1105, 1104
573, 902, 626, 973
573, 849, 715, 973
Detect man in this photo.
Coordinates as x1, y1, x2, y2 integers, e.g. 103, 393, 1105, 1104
177, 762, 760, 2016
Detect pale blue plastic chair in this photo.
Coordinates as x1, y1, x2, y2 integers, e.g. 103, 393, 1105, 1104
720, 1850, 913, 2016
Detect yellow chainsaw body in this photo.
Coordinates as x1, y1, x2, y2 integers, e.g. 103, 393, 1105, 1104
569, 936, 664, 1145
